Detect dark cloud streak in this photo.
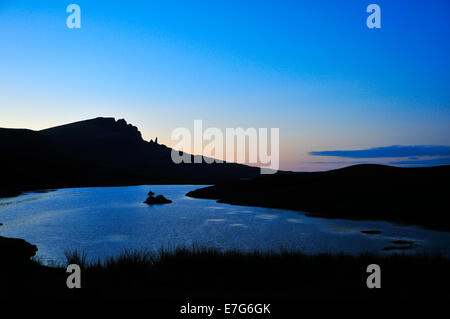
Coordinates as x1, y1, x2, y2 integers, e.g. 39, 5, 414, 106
309, 145, 450, 159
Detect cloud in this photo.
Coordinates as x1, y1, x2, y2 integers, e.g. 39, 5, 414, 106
309, 145, 450, 159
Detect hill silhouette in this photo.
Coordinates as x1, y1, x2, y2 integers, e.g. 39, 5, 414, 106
0, 117, 259, 196
187, 164, 450, 231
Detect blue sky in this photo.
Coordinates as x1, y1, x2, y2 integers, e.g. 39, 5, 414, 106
0, 0, 449, 170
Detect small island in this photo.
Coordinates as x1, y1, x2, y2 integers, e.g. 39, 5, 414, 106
144, 191, 172, 205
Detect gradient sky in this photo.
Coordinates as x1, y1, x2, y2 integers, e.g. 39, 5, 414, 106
1, 0, 449, 171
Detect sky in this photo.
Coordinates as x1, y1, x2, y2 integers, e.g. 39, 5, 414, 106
0, 0, 449, 171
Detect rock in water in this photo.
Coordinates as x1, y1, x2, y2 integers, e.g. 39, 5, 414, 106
144, 192, 172, 205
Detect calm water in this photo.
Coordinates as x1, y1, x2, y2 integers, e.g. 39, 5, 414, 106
0, 185, 449, 264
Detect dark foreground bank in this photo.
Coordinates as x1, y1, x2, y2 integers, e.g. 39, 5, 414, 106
187, 164, 450, 231
1, 244, 449, 300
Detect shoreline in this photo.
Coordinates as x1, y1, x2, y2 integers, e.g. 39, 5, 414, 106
187, 192, 450, 232
4, 164, 449, 232
0, 182, 214, 200
186, 164, 450, 232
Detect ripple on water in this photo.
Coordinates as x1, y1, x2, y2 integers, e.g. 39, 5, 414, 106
256, 214, 277, 220
286, 218, 302, 224
230, 224, 248, 228
107, 235, 128, 242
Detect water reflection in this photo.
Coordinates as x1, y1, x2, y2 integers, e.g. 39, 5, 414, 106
0, 185, 449, 265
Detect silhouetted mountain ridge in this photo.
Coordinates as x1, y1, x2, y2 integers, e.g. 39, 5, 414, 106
0, 117, 260, 195
40, 117, 144, 146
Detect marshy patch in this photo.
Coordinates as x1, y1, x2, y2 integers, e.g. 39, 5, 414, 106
382, 240, 420, 251
361, 230, 382, 235
391, 240, 415, 245
382, 245, 415, 251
